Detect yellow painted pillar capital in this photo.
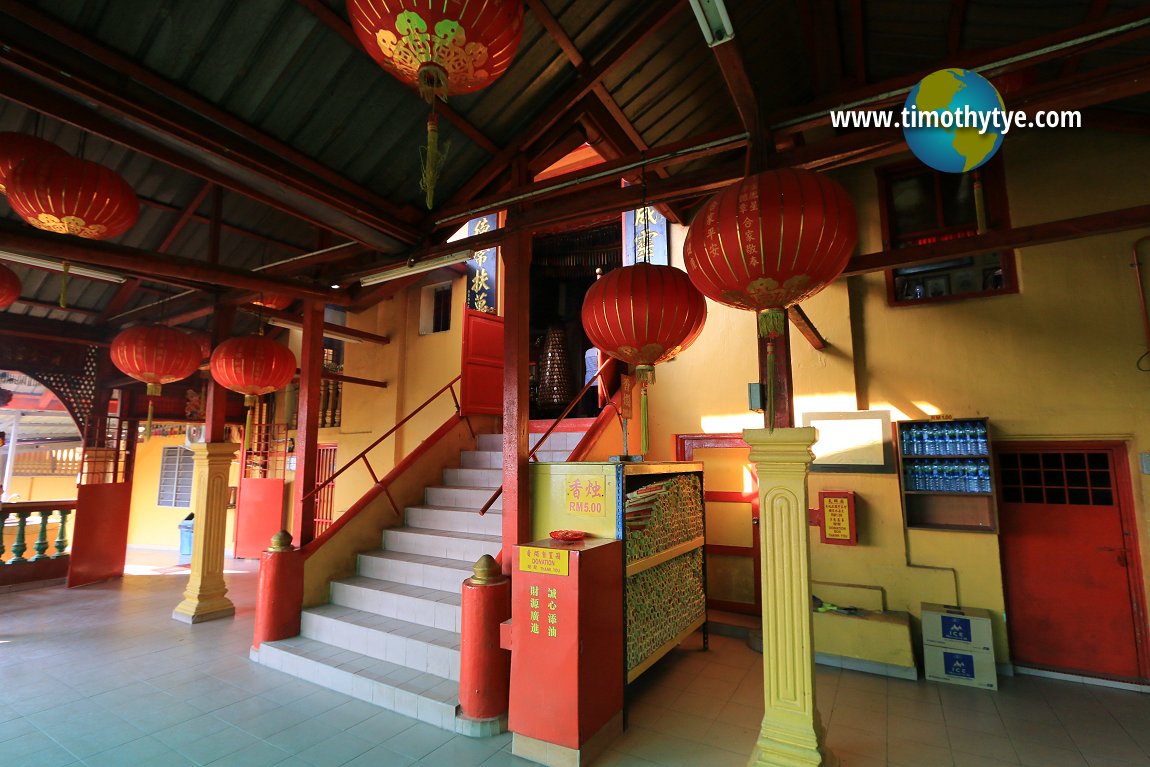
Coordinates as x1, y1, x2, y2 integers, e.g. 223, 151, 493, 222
744, 426, 835, 767
173, 442, 239, 624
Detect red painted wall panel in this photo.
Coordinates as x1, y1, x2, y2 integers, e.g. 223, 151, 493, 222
67, 482, 132, 587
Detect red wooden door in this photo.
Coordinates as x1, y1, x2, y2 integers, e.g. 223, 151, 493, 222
997, 442, 1149, 681
461, 309, 504, 415
67, 482, 133, 587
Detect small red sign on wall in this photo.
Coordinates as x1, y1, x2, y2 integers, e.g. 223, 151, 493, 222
819, 490, 858, 546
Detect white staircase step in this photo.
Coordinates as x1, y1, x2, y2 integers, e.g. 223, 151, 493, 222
331, 575, 463, 632
476, 433, 504, 451
404, 505, 502, 536
384, 527, 501, 562
256, 637, 459, 730
300, 604, 462, 680
425, 485, 501, 510
442, 467, 502, 487
461, 449, 501, 469
357, 550, 476, 593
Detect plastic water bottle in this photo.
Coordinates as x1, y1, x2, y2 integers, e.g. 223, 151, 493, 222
965, 462, 979, 492
978, 461, 991, 493
929, 460, 943, 491
922, 423, 937, 455
974, 422, 988, 455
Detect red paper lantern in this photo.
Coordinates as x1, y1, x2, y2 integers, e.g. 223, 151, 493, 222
349, 0, 524, 207
349, 0, 524, 99
581, 262, 707, 384
0, 263, 22, 310
684, 168, 858, 313
210, 335, 297, 406
110, 325, 203, 397
7, 154, 139, 240
0, 133, 67, 195
251, 294, 293, 311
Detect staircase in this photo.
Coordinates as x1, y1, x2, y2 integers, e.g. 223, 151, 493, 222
253, 430, 584, 735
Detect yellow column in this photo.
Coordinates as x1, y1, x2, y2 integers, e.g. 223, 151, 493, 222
173, 442, 238, 624
744, 427, 835, 767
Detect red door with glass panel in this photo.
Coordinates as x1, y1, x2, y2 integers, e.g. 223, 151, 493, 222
997, 442, 1149, 681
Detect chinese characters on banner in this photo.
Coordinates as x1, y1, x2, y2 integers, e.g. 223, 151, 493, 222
466, 214, 499, 313
819, 490, 858, 545
564, 475, 606, 516
527, 584, 562, 639
622, 206, 668, 266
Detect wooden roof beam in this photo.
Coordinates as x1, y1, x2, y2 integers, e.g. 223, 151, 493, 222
0, 1, 421, 247
1062, 0, 1112, 76
947, 0, 969, 57
447, 0, 686, 206
787, 306, 827, 350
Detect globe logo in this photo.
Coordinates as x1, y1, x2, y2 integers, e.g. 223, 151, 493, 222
903, 69, 1006, 173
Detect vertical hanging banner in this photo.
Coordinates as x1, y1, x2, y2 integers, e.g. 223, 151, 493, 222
622, 205, 669, 266
467, 214, 499, 313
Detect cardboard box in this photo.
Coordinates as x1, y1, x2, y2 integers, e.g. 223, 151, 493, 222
923, 644, 998, 690
921, 602, 995, 652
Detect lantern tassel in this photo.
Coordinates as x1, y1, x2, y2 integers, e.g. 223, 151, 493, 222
640, 381, 650, 455
59, 262, 69, 308
145, 399, 153, 441
242, 406, 253, 454
420, 111, 449, 210
758, 309, 787, 432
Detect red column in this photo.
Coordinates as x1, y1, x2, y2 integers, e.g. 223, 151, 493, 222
252, 532, 304, 648
459, 555, 511, 719
292, 301, 324, 545
501, 228, 533, 574
204, 306, 235, 442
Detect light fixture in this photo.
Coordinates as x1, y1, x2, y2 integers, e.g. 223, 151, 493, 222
688, 0, 735, 47
359, 250, 474, 287
265, 317, 366, 345
0, 251, 127, 283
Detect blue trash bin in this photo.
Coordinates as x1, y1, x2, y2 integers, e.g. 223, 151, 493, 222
178, 515, 195, 565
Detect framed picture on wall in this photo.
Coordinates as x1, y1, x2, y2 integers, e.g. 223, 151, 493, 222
800, 410, 895, 473
924, 275, 950, 298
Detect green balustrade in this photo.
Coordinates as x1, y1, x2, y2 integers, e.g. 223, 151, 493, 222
8, 511, 30, 564
30, 510, 50, 562
53, 509, 70, 558
0, 510, 7, 560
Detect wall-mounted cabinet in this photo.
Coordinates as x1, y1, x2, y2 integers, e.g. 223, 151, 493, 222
896, 418, 997, 532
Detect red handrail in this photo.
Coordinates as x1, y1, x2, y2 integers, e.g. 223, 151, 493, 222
302, 375, 462, 505
477, 357, 615, 516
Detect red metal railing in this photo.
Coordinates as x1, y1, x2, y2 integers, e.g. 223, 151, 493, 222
476, 357, 616, 516
301, 375, 464, 516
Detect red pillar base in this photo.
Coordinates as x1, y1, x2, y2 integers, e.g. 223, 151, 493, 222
460, 556, 512, 720
252, 537, 304, 649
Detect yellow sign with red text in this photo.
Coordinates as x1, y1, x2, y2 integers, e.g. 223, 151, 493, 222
519, 546, 570, 576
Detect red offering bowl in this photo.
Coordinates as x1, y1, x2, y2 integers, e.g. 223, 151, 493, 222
549, 529, 586, 542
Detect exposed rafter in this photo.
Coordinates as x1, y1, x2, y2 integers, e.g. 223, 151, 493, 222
0, 1, 421, 248
947, 0, 969, 57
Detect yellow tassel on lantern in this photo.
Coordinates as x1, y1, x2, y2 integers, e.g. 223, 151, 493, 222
420, 112, 449, 210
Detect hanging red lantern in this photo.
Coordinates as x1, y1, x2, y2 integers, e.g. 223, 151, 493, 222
210, 335, 297, 407
111, 325, 204, 397
0, 263, 23, 310
685, 169, 857, 425
349, 0, 524, 207
582, 262, 707, 454
111, 325, 203, 436
582, 262, 708, 384
7, 154, 139, 240
251, 294, 293, 311
0, 133, 67, 195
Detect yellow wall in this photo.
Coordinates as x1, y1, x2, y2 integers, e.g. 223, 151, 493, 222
4, 474, 78, 502
638, 128, 1150, 664
127, 434, 238, 554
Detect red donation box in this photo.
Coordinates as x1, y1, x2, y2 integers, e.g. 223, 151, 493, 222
508, 537, 623, 765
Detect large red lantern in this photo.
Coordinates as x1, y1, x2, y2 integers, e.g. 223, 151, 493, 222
7, 154, 139, 240
111, 325, 204, 397
0, 263, 22, 310
684, 168, 858, 425
582, 262, 707, 454
111, 324, 204, 436
582, 262, 707, 384
0, 133, 67, 195
210, 335, 297, 407
349, 0, 524, 207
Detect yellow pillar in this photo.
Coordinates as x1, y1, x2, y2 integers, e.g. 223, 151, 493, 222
744, 427, 835, 767
173, 442, 238, 624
